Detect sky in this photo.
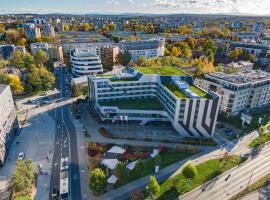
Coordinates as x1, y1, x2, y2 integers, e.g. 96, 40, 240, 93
0, 0, 270, 15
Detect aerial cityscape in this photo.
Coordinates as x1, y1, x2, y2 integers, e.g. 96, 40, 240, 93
0, 0, 270, 200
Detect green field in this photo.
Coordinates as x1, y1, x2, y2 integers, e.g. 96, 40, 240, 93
189, 85, 212, 99
164, 83, 187, 98
135, 66, 189, 76
99, 97, 163, 110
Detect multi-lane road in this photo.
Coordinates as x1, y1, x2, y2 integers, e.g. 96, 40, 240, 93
49, 66, 81, 200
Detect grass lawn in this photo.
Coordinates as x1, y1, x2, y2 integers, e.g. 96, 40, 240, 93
189, 85, 212, 99
249, 122, 270, 148
115, 151, 195, 188
155, 155, 245, 200
99, 97, 163, 110
135, 66, 189, 76
164, 83, 187, 98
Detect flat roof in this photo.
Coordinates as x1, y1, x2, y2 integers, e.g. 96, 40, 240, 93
0, 84, 7, 95
206, 70, 270, 85
135, 66, 189, 76
99, 97, 163, 110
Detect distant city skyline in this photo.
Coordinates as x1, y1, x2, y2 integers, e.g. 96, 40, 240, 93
0, 0, 270, 16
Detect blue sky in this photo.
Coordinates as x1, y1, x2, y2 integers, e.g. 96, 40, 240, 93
0, 0, 269, 15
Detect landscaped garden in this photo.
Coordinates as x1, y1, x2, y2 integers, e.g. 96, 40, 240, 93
189, 85, 211, 99
249, 121, 270, 148
99, 97, 164, 110
135, 66, 189, 76
87, 142, 199, 196
150, 155, 246, 200
163, 83, 187, 98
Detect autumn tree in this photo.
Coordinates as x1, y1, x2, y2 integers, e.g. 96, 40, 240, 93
34, 50, 48, 65
89, 168, 106, 195
0, 74, 23, 94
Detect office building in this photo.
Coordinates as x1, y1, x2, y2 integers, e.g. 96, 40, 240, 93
118, 38, 165, 61
0, 85, 19, 166
70, 48, 103, 77
24, 23, 41, 40
195, 70, 270, 115
88, 67, 220, 138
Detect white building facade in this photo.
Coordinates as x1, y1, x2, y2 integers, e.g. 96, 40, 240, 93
195, 70, 270, 116
70, 48, 103, 77
88, 68, 220, 138
0, 85, 19, 166
118, 38, 165, 61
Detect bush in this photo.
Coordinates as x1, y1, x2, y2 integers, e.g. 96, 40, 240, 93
147, 176, 160, 196
115, 162, 129, 185
133, 160, 145, 177
89, 168, 107, 195
182, 163, 198, 180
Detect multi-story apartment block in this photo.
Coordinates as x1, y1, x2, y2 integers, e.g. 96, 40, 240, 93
0, 45, 26, 60
88, 67, 220, 138
100, 45, 119, 64
252, 22, 266, 32
42, 23, 56, 38
30, 42, 63, 61
70, 48, 103, 77
118, 38, 165, 61
195, 70, 270, 116
24, 23, 41, 40
0, 85, 19, 166
230, 42, 270, 57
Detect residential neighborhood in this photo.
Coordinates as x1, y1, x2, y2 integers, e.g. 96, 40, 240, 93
0, 1, 270, 200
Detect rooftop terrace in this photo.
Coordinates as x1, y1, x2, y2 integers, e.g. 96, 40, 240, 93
135, 66, 189, 76
99, 97, 163, 110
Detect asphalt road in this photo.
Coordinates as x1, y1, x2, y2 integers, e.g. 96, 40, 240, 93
49, 66, 81, 200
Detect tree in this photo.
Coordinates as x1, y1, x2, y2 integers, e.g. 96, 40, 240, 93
25, 64, 55, 93
130, 189, 144, 200
115, 162, 129, 185
147, 176, 160, 196
133, 160, 145, 177
34, 50, 48, 65
171, 46, 180, 57
5, 29, 20, 43
0, 59, 8, 68
9, 51, 24, 68
24, 53, 35, 68
136, 56, 147, 67
0, 73, 23, 94
89, 168, 106, 195
117, 51, 132, 66
182, 48, 192, 58
182, 163, 197, 180
0, 23, 5, 33
71, 84, 80, 97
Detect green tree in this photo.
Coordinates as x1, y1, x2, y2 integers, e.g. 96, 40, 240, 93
136, 56, 147, 67
155, 155, 161, 166
34, 50, 48, 65
117, 51, 132, 66
9, 51, 24, 68
115, 162, 129, 185
0, 59, 8, 68
71, 84, 80, 97
147, 176, 160, 196
133, 160, 145, 177
182, 48, 192, 58
24, 53, 35, 68
182, 163, 198, 180
89, 168, 106, 195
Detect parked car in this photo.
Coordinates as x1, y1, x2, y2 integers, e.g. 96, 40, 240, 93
216, 123, 225, 129
17, 152, 25, 160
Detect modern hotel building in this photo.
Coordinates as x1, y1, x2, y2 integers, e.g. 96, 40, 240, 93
88, 67, 220, 138
70, 48, 103, 77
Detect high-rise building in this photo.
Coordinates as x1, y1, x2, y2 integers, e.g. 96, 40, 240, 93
42, 23, 55, 38
0, 85, 19, 166
24, 23, 41, 40
30, 42, 63, 61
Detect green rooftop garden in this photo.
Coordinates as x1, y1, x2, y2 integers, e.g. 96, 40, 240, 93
99, 97, 163, 110
110, 77, 138, 82
189, 85, 212, 99
164, 83, 187, 98
135, 66, 189, 76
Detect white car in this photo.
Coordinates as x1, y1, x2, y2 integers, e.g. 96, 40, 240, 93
17, 152, 25, 160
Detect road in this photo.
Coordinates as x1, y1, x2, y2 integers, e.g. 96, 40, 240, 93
49, 66, 81, 200
181, 144, 270, 200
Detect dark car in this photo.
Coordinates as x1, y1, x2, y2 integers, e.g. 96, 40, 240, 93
216, 123, 225, 129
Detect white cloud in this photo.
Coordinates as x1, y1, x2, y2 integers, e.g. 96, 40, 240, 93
106, 0, 120, 5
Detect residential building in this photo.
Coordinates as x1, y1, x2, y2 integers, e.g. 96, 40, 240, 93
24, 23, 41, 40
0, 45, 26, 60
70, 48, 103, 77
118, 38, 165, 61
88, 67, 220, 138
42, 23, 56, 38
237, 32, 259, 42
30, 42, 63, 61
195, 70, 270, 115
226, 61, 254, 72
230, 42, 270, 57
100, 45, 119, 64
252, 22, 266, 32
0, 85, 19, 166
